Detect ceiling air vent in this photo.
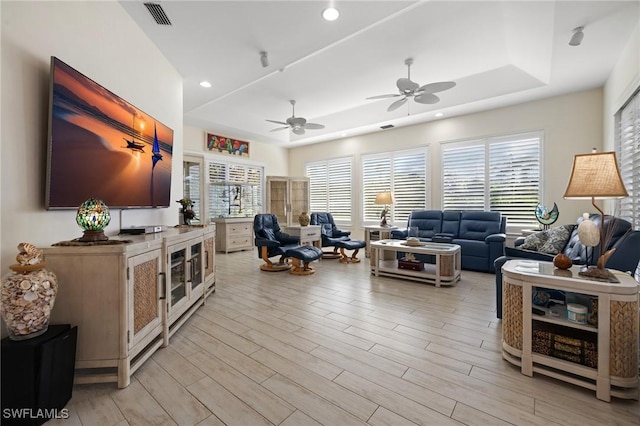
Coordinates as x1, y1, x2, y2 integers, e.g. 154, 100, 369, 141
380, 124, 394, 130
144, 2, 172, 25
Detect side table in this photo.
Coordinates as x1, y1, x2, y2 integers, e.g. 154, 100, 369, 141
1, 324, 77, 425
501, 259, 639, 401
364, 225, 398, 258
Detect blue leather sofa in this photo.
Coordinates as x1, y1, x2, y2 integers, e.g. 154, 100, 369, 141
493, 214, 640, 318
391, 210, 507, 272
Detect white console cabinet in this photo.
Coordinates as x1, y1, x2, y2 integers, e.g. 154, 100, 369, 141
45, 226, 215, 388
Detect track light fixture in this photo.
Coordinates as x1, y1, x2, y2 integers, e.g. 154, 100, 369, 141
260, 51, 269, 68
569, 26, 584, 46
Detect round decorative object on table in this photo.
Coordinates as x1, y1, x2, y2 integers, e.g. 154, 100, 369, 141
0, 243, 58, 340
577, 212, 599, 247
553, 253, 573, 269
76, 197, 111, 242
535, 202, 559, 230
298, 212, 310, 226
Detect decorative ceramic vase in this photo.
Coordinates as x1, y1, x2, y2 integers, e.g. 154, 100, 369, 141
298, 212, 310, 226
1, 243, 58, 340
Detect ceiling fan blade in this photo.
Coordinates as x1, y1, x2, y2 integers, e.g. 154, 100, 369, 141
387, 97, 408, 111
366, 94, 402, 100
266, 119, 288, 125
418, 81, 456, 94
270, 126, 290, 132
292, 127, 305, 135
414, 93, 440, 104
396, 78, 419, 93
303, 123, 325, 130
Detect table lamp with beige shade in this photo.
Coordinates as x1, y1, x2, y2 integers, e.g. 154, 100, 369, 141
563, 150, 628, 279
374, 191, 395, 227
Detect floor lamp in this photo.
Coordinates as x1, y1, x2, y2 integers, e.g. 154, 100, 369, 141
563, 150, 628, 279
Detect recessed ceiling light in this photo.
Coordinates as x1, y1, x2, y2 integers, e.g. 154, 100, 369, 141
340, 132, 347, 137
200, 81, 212, 88
322, 7, 340, 21
435, 112, 444, 117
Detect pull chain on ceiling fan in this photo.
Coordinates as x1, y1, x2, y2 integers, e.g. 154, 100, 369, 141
366, 58, 456, 111
266, 100, 325, 135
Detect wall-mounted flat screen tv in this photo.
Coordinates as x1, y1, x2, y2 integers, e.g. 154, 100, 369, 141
45, 56, 173, 209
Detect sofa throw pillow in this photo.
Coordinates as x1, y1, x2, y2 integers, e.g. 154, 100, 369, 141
521, 231, 549, 251
538, 224, 575, 254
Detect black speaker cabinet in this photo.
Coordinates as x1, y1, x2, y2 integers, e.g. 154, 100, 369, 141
1, 324, 77, 425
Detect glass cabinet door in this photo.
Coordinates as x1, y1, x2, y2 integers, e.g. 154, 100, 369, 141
183, 156, 203, 225
189, 242, 203, 291
169, 248, 187, 308
268, 178, 289, 225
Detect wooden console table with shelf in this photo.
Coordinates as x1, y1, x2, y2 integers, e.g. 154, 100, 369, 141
501, 259, 639, 401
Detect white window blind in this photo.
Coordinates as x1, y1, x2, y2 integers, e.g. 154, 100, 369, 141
617, 90, 639, 229
306, 157, 353, 224
362, 148, 428, 224
442, 132, 542, 228
206, 160, 263, 220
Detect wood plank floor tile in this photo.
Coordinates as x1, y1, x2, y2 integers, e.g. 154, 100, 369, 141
261, 373, 368, 426
187, 350, 294, 424
133, 360, 211, 425
186, 376, 272, 426
250, 348, 379, 421
60, 250, 638, 425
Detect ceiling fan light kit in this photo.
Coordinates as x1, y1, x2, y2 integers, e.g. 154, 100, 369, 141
366, 58, 456, 112
266, 100, 325, 135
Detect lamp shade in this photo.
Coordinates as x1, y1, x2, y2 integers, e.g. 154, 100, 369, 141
563, 152, 628, 199
76, 198, 110, 242
374, 191, 395, 205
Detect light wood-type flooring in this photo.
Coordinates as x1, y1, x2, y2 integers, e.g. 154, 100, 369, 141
50, 250, 639, 425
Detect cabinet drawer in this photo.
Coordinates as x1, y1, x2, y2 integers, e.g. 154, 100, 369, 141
227, 223, 252, 236
226, 236, 253, 249
299, 228, 320, 239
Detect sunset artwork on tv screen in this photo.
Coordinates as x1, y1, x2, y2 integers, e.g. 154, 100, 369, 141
46, 56, 174, 209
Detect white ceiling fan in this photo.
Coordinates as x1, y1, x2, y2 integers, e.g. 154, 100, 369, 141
367, 58, 456, 112
266, 100, 325, 135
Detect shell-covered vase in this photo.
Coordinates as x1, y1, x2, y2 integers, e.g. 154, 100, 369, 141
1, 243, 58, 340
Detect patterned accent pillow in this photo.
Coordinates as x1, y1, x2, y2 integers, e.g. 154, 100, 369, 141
521, 231, 549, 251
538, 224, 576, 254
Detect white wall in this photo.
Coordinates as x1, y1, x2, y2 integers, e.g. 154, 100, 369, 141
604, 21, 639, 149
183, 125, 289, 176
289, 89, 604, 235
0, 2, 183, 272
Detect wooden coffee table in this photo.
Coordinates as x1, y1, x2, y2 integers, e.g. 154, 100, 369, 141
370, 239, 461, 287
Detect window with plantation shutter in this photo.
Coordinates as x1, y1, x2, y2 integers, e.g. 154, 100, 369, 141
442, 132, 542, 229
616, 90, 639, 230
206, 159, 263, 220
362, 148, 428, 225
305, 157, 353, 225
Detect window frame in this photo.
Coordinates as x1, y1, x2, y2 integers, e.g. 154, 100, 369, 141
305, 156, 354, 226
361, 147, 430, 226
441, 131, 543, 232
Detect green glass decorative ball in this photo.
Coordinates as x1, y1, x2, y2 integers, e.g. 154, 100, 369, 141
76, 198, 111, 231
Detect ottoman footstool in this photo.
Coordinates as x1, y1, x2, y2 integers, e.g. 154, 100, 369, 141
335, 240, 366, 263
285, 245, 323, 275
